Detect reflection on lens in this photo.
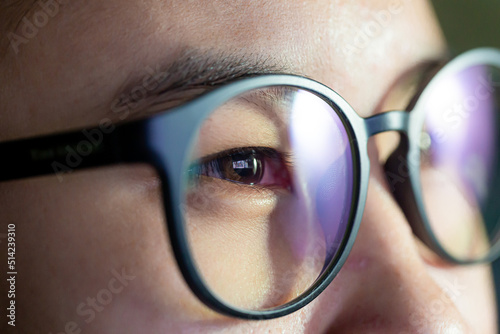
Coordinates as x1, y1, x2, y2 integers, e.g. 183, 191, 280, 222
420, 65, 500, 260
182, 87, 354, 311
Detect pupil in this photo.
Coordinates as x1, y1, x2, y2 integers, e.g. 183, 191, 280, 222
230, 151, 263, 185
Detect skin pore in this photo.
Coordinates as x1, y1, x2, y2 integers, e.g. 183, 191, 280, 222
0, 0, 497, 333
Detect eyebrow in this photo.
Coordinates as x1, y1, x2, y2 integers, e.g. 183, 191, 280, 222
108, 49, 300, 121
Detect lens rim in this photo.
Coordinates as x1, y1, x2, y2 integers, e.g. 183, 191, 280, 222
387, 48, 500, 264
141, 75, 368, 319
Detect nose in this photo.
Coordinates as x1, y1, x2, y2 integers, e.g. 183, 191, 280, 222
315, 140, 474, 333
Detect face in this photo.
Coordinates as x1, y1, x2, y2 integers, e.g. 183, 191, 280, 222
0, 0, 497, 333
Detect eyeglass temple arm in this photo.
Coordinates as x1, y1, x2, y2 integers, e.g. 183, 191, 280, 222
0, 122, 149, 182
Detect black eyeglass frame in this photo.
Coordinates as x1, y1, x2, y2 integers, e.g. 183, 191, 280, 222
0, 48, 499, 320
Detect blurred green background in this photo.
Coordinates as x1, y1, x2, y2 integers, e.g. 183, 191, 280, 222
432, 0, 500, 52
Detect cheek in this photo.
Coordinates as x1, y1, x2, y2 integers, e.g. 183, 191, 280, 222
0, 165, 231, 333
426, 264, 497, 332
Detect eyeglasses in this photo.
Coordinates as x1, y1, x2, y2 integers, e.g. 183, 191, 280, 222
1, 48, 500, 320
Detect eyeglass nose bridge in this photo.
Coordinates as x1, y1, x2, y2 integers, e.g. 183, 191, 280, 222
364, 110, 410, 137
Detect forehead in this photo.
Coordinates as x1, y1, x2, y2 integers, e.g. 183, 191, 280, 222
0, 0, 444, 140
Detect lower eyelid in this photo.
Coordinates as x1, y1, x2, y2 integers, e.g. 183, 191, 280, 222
193, 176, 280, 199
186, 182, 281, 224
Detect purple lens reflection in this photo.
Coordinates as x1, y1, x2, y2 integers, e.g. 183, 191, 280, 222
289, 90, 354, 264
184, 86, 355, 311
421, 65, 499, 259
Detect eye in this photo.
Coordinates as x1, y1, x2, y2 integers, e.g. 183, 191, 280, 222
191, 147, 293, 190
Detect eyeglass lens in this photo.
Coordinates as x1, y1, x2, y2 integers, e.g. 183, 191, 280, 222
181, 87, 355, 311
420, 64, 500, 260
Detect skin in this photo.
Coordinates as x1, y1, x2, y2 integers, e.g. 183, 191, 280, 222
0, 0, 497, 333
